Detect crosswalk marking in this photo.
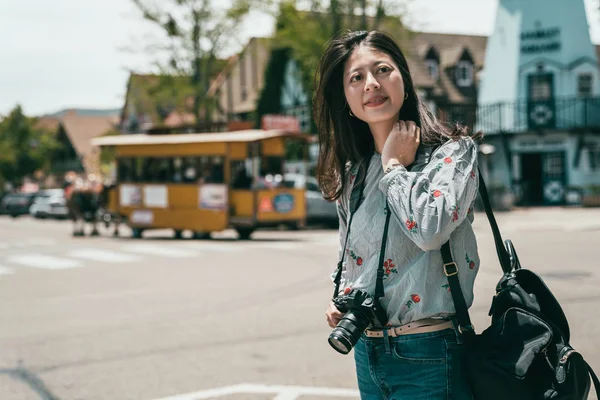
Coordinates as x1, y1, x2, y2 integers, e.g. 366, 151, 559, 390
153, 383, 360, 400
68, 248, 142, 263
250, 242, 304, 250
6, 254, 82, 270
178, 243, 243, 253
0, 238, 57, 250
122, 244, 199, 258
24, 238, 58, 246
0, 266, 14, 275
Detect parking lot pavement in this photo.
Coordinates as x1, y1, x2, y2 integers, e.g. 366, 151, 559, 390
0, 208, 599, 400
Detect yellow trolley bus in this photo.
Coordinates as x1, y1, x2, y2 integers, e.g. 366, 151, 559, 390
92, 129, 311, 240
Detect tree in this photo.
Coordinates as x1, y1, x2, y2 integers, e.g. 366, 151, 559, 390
255, 0, 410, 134
0, 105, 60, 187
98, 129, 121, 180
129, 0, 253, 127
273, 0, 410, 90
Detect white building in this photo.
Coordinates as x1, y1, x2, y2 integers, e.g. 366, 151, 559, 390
477, 0, 600, 206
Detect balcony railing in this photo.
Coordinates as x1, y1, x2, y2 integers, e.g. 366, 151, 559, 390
437, 97, 600, 135
475, 97, 600, 134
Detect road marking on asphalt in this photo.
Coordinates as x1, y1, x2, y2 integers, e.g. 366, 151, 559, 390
0, 266, 14, 275
122, 244, 199, 258
6, 254, 82, 270
67, 248, 143, 263
177, 242, 243, 253
24, 238, 58, 246
251, 242, 304, 250
152, 383, 360, 400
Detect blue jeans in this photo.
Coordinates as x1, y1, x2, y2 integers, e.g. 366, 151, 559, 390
353, 325, 473, 400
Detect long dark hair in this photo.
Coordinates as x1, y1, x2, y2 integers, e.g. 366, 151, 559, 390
313, 30, 481, 201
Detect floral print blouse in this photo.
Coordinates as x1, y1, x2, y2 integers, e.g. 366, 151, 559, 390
334, 137, 480, 327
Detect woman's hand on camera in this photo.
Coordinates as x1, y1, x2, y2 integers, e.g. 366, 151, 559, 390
381, 120, 420, 170
326, 300, 345, 328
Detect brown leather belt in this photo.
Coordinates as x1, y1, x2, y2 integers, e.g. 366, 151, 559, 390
364, 319, 454, 338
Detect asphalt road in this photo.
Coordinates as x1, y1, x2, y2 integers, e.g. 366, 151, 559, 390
1, 208, 599, 400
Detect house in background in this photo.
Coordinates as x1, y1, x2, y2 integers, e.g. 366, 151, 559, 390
405, 32, 487, 129
120, 56, 231, 134
207, 37, 273, 128
36, 109, 119, 185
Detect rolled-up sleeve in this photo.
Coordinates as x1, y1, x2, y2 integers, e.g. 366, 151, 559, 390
378, 137, 479, 251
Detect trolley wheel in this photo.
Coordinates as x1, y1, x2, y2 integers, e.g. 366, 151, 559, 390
193, 232, 211, 240
174, 230, 183, 239
236, 227, 254, 240
131, 228, 143, 239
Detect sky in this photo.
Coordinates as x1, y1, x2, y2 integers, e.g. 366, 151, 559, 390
1, 0, 600, 117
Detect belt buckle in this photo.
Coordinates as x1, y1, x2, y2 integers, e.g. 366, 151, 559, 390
444, 262, 458, 277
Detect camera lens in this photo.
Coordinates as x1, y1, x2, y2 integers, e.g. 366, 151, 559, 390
328, 311, 371, 354
328, 334, 353, 355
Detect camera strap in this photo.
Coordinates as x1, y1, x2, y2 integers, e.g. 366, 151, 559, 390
375, 203, 392, 301
373, 145, 436, 319
332, 154, 372, 298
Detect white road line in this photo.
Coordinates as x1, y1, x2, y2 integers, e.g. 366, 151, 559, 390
24, 238, 58, 246
67, 248, 143, 263
0, 266, 14, 275
251, 242, 304, 250
122, 244, 199, 258
178, 243, 243, 253
6, 254, 82, 270
152, 383, 360, 400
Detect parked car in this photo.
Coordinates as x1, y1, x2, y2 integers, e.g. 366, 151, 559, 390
0, 192, 38, 217
29, 189, 69, 219
283, 173, 339, 227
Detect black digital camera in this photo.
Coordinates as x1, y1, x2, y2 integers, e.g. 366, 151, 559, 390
328, 289, 387, 354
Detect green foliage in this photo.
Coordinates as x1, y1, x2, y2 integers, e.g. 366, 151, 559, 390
0, 105, 60, 185
130, 0, 254, 125
98, 129, 120, 179
272, 1, 410, 105
255, 1, 410, 137
254, 47, 291, 128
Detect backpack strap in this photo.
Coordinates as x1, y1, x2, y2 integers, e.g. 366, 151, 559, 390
441, 167, 511, 335
441, 241, 475, 335
586, 361, 600, 399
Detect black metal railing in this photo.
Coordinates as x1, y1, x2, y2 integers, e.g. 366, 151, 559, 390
436, 97, 600, 135
474, 96, 600, 134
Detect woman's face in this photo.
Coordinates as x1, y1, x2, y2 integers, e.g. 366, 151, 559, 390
343, 44, 406, 125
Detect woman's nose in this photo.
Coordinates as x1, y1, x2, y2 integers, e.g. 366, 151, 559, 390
364, 74, 380, 91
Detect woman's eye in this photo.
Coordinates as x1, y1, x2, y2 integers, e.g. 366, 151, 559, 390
350, 75, 362, 83
378, 66, 391, 73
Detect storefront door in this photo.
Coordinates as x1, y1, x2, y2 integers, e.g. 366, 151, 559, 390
542, 151, 566, 205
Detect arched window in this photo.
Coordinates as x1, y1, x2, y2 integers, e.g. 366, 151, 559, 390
456, 61, 473, 87
424, 47, 440, 81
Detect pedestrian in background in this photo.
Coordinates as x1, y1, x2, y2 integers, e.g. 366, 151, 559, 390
314, 30, 482, 399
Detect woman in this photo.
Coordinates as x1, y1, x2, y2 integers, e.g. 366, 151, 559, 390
314, 30, 481, 399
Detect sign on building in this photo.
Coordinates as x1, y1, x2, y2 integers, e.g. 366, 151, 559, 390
261, 114, 300, 132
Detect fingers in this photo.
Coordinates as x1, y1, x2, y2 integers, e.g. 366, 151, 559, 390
397, 120, 405, 133
405, 120, 416, 131
326, 313, 340, 328
326, 303, 344, 328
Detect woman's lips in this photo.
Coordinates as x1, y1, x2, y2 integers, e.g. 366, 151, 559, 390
364, 96, 388, 107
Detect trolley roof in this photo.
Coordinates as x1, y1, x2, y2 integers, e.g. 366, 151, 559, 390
91, 129, 311, 147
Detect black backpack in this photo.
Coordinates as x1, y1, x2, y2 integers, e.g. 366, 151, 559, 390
442, 172, 600, 399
